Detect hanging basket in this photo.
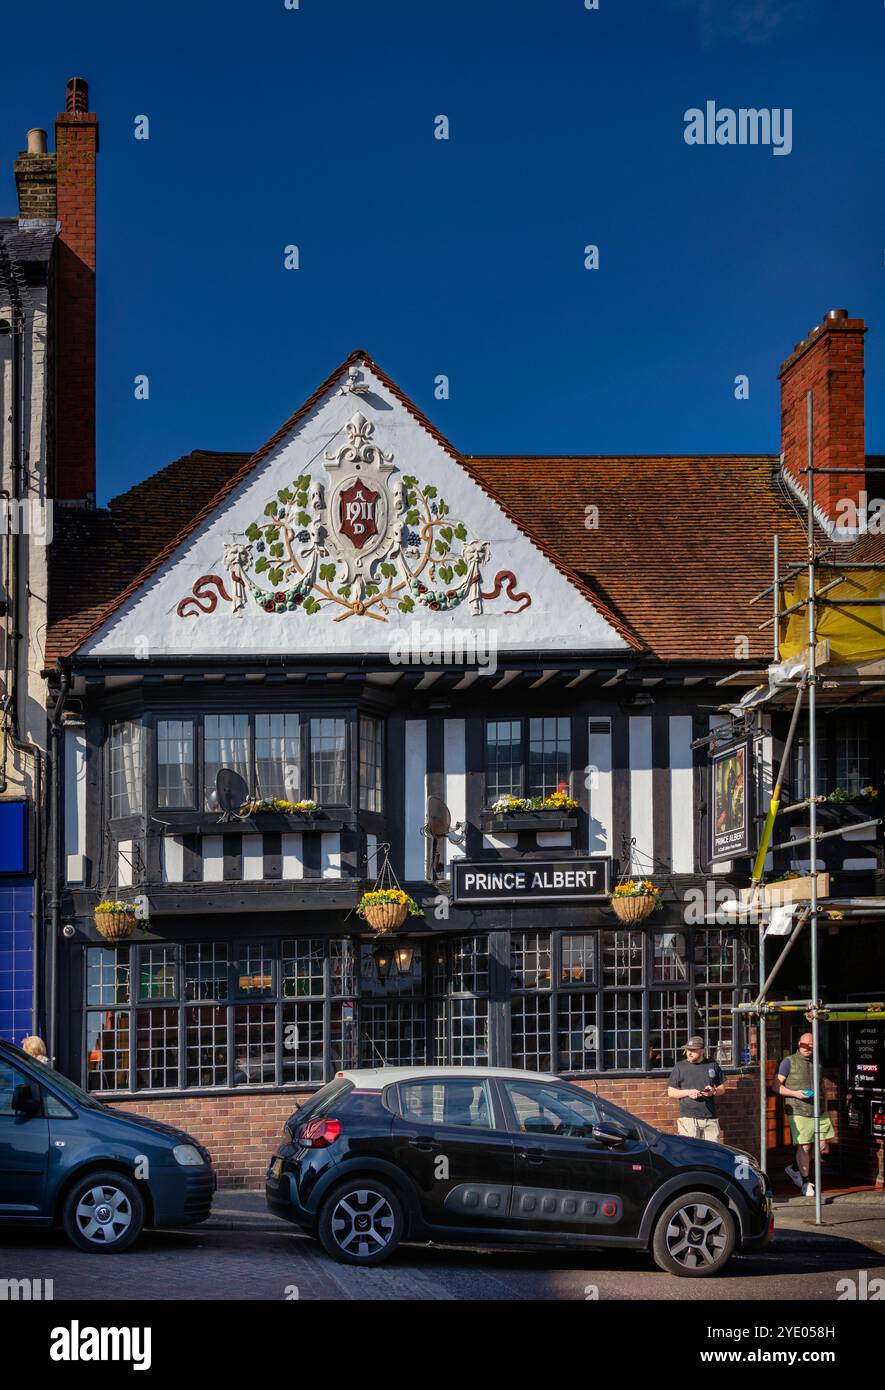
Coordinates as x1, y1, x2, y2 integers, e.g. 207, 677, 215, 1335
93, 909, 137, 941
610, 894, 657, 924
363, 901, 409, 934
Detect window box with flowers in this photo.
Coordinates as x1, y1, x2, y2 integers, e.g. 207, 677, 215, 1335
482, 791, 579, 833
234, 798, 347, 833
357, 888, 424, 934
609, 879, 661, 924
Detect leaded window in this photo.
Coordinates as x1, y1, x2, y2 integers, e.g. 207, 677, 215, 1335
359, 715, 384, 812
310, 717, 347, 803
157, 719, 195, 808
108, 721, 143, 818
255, 713, 301, 800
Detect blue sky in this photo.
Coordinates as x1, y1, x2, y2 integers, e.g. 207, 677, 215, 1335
1, 0, 882, 503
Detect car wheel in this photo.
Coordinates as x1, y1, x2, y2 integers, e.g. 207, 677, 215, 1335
651, 1190, 736, 1277
61, 1170, 146, 1254
317, 1179, 404, 1266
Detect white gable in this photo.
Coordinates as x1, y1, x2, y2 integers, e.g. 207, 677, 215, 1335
82, 362, 630, 660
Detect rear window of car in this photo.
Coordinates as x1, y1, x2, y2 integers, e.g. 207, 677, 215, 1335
288, 1078, 353, 1127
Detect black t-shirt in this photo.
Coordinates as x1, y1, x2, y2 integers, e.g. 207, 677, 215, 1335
668, 1058, 724, 1117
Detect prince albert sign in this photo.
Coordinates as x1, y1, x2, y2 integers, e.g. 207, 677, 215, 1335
452, 858, 611, 905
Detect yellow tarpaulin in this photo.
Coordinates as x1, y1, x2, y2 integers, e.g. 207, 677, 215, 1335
780, 570, 885, 664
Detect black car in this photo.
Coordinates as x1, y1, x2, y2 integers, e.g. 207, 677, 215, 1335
0, 1039, 214, 1252
266, 1065, 773, 1277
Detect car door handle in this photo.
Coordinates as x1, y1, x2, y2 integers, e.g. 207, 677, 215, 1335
519, 1149, 545, 1164
408, 1139, 437, 1152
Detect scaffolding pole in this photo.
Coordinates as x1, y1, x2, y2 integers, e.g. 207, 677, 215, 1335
806, 390, 824, 1225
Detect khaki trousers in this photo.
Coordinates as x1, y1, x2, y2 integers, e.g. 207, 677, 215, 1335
677, 1116, 722, 1142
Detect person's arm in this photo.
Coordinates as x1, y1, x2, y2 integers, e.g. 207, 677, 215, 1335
776, 1062, 807, 1100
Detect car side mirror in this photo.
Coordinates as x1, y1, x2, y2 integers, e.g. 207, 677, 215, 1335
591, 1122, 627, 1148
12, 1083, 41, 1118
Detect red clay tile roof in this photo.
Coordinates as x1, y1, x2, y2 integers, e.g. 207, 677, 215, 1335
46, 354, 833, 666
46, 450, 250, 663
467, 455, 811, 661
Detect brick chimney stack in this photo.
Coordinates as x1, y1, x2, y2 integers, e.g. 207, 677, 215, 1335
14, 128, 57, 221
779, 309, 867, 533
54, 76, 98, 505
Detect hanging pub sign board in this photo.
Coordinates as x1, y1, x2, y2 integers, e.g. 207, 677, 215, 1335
710, 737, 753, 862
847, 1020, 885, 1097
452, 858, 611, 905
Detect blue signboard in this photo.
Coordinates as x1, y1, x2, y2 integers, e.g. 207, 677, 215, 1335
0, 802, 30, 874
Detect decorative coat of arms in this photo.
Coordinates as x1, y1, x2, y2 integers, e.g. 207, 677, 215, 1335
176, 412, 530, 622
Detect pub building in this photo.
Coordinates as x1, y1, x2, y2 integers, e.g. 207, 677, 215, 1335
23, 85, 882, 1188
40, 303, 883, 1188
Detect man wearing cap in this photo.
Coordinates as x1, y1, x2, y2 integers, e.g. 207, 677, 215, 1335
667, 1035, 726, 1141
776, 1032, 834, 1197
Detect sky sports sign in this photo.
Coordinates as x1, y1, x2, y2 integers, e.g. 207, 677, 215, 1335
452, 858, 611, 905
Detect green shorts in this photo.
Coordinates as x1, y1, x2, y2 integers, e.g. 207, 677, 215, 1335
788, 1113, 836, 1145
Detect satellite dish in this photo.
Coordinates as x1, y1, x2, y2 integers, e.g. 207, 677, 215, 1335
216, 768, 249, 813
426, 796, 452, 838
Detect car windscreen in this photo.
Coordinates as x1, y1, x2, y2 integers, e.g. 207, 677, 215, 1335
0, 1044, 106, 1112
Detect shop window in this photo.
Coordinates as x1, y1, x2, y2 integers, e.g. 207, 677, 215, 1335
136, 1007, 178, 1089
157, 719, 195, 808
255, 713, 301, 800
648, 990, 690, 1070
603, 930, 644, 987
653, 931, 687, 983
282, 1001, 325, 1084
138, 945, 177, 1000
184, 942, 229, 1001
557, 989, 598, 1072
186, 1005, 228, 1087
233, 1005, 276, 1085
603, 992, 644, 1070
108, 721, 144, 819
86, 1008, 130, 1091
236, 942, 274, 996
359, 715, 384, 812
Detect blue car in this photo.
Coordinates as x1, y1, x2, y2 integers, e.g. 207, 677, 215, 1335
0, 1038, 214, 1252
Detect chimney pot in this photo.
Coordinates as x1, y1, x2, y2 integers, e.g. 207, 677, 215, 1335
65, 77, 89, 114
827, 308, 849, 321
26, 128, 47, 155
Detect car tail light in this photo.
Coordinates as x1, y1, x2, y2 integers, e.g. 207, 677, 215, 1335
299, 1117, 342, 1148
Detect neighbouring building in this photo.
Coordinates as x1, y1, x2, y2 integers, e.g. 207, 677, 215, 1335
0, 79, 97, 1049
7, 83, 882, 1190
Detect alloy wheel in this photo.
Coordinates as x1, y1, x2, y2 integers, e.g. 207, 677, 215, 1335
664, 1201, 728, 1270
74, 1184, 134, 1246
329, 1188, 396, 1258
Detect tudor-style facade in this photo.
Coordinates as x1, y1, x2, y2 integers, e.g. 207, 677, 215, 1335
47, 320, 885, 1187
